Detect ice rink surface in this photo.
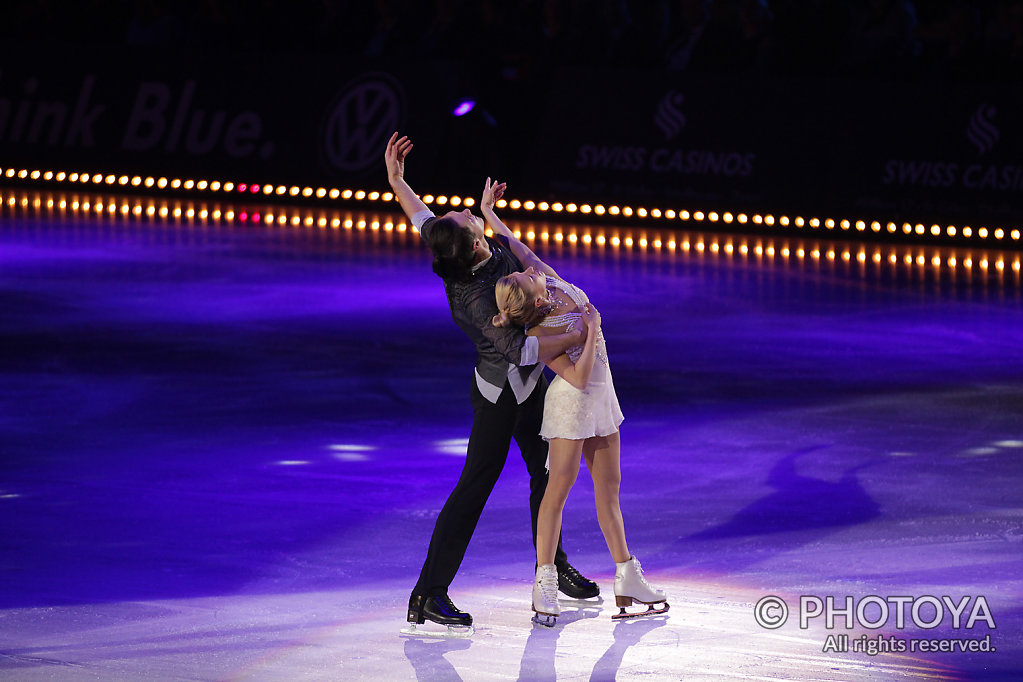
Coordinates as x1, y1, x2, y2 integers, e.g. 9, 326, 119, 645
1, 193, 1021, 680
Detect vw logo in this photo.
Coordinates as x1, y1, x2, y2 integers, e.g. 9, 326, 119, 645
321, 72, 405, 173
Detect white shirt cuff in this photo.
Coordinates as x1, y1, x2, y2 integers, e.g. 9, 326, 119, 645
411, 209, 436, 229
520, 336, 539, 366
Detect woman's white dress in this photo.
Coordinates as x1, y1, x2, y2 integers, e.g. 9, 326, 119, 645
537, 276, 624, 441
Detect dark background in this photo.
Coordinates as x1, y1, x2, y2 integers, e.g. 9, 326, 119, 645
2, 0, 1021, 225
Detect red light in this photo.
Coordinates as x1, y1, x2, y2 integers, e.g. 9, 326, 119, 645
237, 183, 247, 192
250, 184, 260, 193
239, 211, 248, 221
252, 212, 260, 222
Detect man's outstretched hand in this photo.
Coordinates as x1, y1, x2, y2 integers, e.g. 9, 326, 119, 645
385, 132, 413, 184
481, 177, 507, 212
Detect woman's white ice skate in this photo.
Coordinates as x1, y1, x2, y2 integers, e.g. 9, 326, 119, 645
612, 556, 669, 620
531, 564, 561, 627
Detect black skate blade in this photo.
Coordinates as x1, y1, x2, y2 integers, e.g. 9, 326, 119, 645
611, 602, 670, 620
400, 621, 475, 639
558, 595, 604, 607
531, 612, 558, 628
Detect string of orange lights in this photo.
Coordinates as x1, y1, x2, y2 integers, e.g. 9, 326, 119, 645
2, 188, 1020, 285
1, 165, 1020, 248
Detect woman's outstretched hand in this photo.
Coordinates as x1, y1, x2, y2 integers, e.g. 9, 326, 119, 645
384, 132, 413, 183
481, 177, 507, 211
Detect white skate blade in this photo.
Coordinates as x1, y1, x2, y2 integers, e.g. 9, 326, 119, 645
531, 612, 557, 628
400, 621, 474, 639
611, 602, 670, 620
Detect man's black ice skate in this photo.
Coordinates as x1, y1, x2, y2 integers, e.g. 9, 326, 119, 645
401, 594, 475, 638
407, 594, 473, 626
556, 561, 600, 600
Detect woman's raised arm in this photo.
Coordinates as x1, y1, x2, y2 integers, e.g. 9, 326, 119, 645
480, 178, 559, 279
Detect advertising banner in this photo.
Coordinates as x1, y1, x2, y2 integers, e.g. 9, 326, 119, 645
2, 45, 1020, 225
0, 46, 467, 190
525, 70, 1023, 224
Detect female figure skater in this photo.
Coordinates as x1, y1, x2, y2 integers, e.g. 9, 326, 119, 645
481, 179, 669, 626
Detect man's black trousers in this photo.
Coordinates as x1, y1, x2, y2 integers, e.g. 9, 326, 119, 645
413, 374, 568, 597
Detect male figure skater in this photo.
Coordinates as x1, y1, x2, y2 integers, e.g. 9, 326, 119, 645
384, 132, 598, 634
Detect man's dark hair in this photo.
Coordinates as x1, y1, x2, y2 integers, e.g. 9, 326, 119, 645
425, 216, 476, 282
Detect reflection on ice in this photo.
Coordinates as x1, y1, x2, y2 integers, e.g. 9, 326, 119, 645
435, 438, 470, 457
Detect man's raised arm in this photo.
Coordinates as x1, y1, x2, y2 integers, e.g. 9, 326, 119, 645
384, 132, 431, 224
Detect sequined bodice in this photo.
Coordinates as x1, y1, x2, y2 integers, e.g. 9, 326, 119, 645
536, 276, 607, 366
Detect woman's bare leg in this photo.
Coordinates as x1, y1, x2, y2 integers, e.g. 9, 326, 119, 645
582, 431, 630, 563
536, 437, 584, 566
